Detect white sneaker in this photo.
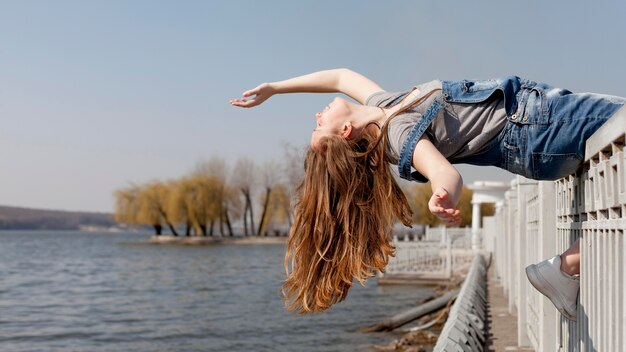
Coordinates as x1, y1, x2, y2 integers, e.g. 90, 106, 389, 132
525, 255, 579, 321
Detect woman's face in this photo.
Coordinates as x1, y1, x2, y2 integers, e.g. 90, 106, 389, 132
310, 97, 352, 149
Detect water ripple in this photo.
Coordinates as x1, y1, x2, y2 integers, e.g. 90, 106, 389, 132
0, 231, 434, 352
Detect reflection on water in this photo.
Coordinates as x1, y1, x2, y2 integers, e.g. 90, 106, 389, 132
0, 231, 434, 352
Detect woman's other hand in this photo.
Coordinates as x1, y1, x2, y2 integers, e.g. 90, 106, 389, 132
230, 83, 275, 108
428, 187, 461, 226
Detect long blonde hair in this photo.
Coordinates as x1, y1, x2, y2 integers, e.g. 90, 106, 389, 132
282, 129, 410, 313
282, 89, 438, 314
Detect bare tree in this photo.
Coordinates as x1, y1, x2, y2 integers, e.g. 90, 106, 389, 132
257, 160, 281, 236
193, 156, 231, 236
232, 157, 256, 236
194, 156, 228, 180
260, 183, 291, 236
222, 185, 242, 236
282, 142, 305, 226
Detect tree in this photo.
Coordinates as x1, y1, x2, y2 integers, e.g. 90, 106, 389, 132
137, 181, 179, 236
260, 183, 291, 236
193, 156, 233, 236
186, 175, 221, 236
480, 202, 496, 223
257, 160, 281, 236
232, 157, 256, 236
167, 178, 195, 236
113, 185, 141, 227
221, 185, 243, 236
282, 142, 305, 226
456, 186, 474, 227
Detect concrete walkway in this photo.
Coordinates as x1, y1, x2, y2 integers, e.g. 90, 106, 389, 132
485, 267, 534, 352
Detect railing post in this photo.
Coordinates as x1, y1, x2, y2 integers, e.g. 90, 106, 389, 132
471, 201, 482, 250
440, 225, 447, 245
482, 216, 495, 256
494, 201, 505, 281
516, 176, 535, 348
481, 108, 626, 350
506, 183, 517, 314
446, 236, 452, 279
425, 225, 433, 241
553, 106, 626, 350
538, 181, 558, 351
509, 179, 520, 315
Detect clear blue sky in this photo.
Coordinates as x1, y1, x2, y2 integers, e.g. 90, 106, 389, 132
1, 1, 625, 212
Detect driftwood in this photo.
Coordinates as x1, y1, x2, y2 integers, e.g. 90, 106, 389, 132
361, 288, 460, 332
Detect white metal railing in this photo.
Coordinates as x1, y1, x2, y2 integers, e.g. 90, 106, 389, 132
487, 106, 626, 351
387, 239, 451, 277
385, 227, 474, 278
433, 255, 487, 351
424, 225, 472, 243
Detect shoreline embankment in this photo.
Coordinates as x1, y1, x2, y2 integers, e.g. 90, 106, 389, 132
146, 235, 287, 245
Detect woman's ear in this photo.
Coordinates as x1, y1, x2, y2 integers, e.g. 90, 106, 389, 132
341, 122, 353, 139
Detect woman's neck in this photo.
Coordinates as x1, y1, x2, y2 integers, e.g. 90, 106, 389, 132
350, 104, 388, 131
350, 88, 422, 131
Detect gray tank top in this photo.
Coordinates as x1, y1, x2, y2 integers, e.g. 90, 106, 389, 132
365, 80, 507, 164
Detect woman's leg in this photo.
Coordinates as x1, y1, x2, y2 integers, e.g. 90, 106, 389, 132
560, 238, 580, 276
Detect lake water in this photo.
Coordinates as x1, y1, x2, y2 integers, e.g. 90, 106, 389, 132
0, 231, 434, 352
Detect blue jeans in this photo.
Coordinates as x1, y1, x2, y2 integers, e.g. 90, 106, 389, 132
398, 77, 626, 181
501, 83, 625, 180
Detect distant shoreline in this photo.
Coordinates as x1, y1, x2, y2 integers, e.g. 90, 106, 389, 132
147, 235, 287, 245
0, 205, 115, 231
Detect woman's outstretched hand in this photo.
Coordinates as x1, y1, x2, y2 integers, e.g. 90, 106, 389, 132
428, 187, 461, 226
230, 83, 275, 108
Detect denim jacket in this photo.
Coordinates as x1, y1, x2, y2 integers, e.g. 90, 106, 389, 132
398, 76, 625, 182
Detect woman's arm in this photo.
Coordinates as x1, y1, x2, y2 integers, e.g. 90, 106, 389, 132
230, 68, 383, 108
412, 135, 463, 225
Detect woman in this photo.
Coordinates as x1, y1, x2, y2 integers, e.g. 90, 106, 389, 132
230, 68, 625, 319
